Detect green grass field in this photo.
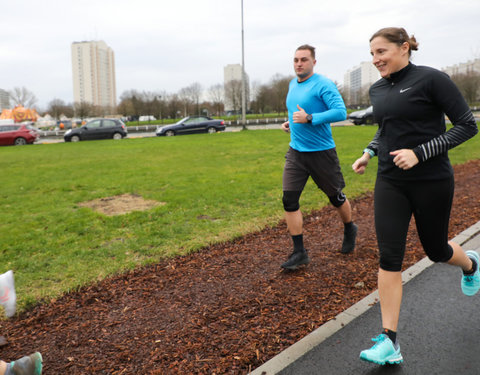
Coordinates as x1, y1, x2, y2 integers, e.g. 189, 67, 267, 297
1, 126, 479, 310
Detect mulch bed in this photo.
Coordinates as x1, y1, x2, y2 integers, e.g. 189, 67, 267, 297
1, 160, 480, 374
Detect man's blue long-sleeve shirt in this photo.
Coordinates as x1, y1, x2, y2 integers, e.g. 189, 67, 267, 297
286, 73, 346, 152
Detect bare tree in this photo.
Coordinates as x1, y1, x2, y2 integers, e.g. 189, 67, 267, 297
152, 91, 167, 121
451, 72, 480, 106
165, 93, 182, 119
349, 84, 372, 108
140, 91, 159, 122
74, 101, 94, 119
224, 79, 242, 114
178, 87, 193, 117
117, 98, 134, 118
178, 83, 202, 116
9, 87, 37, 108
188, 82, 203, 115
118, 90, 137, 119
47, 98, 74, 119
348, 85, 371, 108
117, 90, 145, 121
208, 84, 224, 116
251, 84, 272, 114
130, 95, 144, 123
269, 74, 292, 114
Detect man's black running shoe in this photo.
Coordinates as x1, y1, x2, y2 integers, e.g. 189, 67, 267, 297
281, 249, 310, 270
341, 223, 358, 254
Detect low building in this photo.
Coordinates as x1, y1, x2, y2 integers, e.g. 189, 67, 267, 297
442, 59, 480, 76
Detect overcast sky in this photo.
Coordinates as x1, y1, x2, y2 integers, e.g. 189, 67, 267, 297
1, 0, 479, 109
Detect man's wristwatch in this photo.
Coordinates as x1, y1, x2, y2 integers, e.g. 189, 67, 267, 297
306, 114, 313, 123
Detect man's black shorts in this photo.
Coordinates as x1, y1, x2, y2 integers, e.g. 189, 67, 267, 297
282, 146, 346, 196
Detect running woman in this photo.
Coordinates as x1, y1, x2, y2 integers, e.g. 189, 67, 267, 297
352, 27, 479, 365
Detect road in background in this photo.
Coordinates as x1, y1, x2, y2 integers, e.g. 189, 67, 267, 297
37, 120, 354, 144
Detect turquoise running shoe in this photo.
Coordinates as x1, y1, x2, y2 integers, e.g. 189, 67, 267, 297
359, 334, 403, 365
10, 352, 42, 375
462, 250, 480, 296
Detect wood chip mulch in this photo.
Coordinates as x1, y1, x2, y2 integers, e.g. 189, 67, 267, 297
1, 160, 480, 374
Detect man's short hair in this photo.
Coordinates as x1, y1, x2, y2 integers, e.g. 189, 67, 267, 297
296, 44, 315, 59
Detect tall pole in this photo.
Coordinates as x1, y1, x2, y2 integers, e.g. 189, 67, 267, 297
241, 0, 246, 127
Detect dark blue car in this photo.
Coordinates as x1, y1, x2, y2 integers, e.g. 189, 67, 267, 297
156, 116, 225, 136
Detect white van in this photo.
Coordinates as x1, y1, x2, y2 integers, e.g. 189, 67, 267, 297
139, 115, 156, 122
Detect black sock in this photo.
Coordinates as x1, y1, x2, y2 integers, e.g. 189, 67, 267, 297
292, 234, 304, 252
464, 257, 478, 275
383, 328, 397, 344
344, 221, 354, 231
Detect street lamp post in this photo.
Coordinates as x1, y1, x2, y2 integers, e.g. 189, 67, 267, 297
241, 0, 246, 128
156, 95, 162, 123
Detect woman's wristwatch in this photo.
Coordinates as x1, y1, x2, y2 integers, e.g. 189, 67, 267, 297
363, 148, 375, 158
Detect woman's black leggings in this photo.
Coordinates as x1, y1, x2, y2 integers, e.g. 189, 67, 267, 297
374, 175, 455, 272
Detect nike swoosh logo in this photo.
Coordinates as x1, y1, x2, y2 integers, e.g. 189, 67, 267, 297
400, 87, 412, 93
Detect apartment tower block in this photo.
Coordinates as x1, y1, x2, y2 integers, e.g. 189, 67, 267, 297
71, 40, 117, 108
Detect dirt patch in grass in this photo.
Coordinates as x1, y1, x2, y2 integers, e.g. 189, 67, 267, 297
78, 193, 165, 216
1, 160, 480, 374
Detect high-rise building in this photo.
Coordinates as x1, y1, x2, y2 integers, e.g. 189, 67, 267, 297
343, 62, 380, 106
71, 40, 117, 108
0, 89, 9, 111
223, 64, 249, 112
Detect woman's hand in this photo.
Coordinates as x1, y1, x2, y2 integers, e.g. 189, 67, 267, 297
390, 149, 419, 170
352, 153, 371, 175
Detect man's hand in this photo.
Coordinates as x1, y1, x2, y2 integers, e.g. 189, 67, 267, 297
352, 153, 371, 175
293, 105, 308, 123
281, 121, 290, 133
390, 149, 419, 170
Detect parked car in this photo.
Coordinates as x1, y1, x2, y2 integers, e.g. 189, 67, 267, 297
64, 118, 128, 142
348, 106, 374, 125
156, 116, 225, 136
0, 123, 39, 146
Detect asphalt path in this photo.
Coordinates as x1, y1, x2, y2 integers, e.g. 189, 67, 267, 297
252, 222, 480, 375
